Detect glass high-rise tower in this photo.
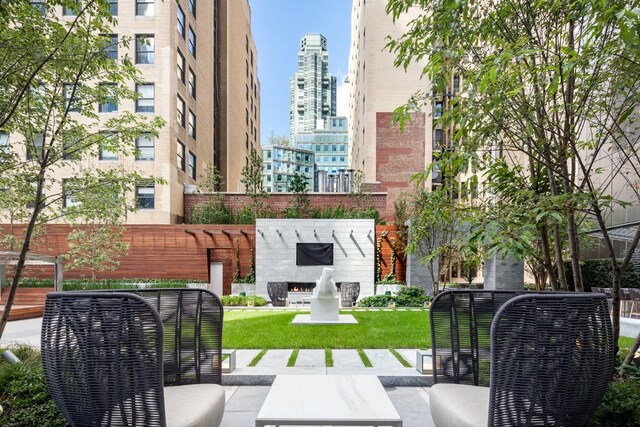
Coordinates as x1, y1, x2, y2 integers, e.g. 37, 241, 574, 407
289, 34, 337, 142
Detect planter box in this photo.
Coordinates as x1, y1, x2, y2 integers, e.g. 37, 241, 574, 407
231, 283, 256, 295
375, 284, 405, 296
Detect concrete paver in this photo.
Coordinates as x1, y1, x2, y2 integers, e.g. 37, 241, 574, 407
255, 349, 292, 368
294, 349, 325, 367
235, 349, 262, 368
364, 349, 405, 369
396, 348, 417, 368
330, 349, 364, 367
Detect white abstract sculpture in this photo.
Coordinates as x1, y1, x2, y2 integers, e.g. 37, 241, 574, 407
313, 267, 336, 298
310, 267, 339, 321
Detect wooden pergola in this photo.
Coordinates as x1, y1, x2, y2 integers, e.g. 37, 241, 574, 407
0, 251, 64, 295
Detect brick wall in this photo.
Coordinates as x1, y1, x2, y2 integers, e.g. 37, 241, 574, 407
376, 112, 426, 219
3, 223, 405, 294
184, 192, 388, 224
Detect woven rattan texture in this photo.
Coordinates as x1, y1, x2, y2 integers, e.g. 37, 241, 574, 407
42, 292, 166, 426
267, 281, 288, 306
489, 293, 613, 426
430, 290, 524, 386
340, 282, 360, 307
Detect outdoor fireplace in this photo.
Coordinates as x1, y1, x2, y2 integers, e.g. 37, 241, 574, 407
287, 282, 315, 293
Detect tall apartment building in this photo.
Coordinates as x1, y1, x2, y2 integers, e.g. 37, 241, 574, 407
216, 0, 261, 192
6, 0, 258, 224
262, 144, 315, 193
348, 0, 431, 215
289, 34, 337, 142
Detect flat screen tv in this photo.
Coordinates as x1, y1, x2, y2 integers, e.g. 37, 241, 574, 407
296, 243, 334, 266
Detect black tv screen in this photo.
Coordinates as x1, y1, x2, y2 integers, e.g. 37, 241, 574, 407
296, 243, 334, 266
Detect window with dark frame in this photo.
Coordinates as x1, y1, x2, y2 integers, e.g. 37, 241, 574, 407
177, 140, 185, 171
136, 184, 155, 209
108, 0, 118, 15
98, 83, 117, 112
135, 34, 154, 64
103, 34, 118, 60
177, 95, 185, 127
62, 179, 80, 209
188, 0, 196, 16
177, 50, 186, 83
177, 5, 185, 38
63, 1, 78, 16
99, 132, 118, 161
136, 0, 154, 16
63, 83, 79, 112
188, 151, 196, 179
188, 68, 196, 98
188, 110, 196, 139
135, 133, 154, 160
188, 26, 196, 57
0, 132, 9, 156
63, 136, 81, 161
135, 83, 154, 113
27, 133, 43, 161
29, 1, 45, 15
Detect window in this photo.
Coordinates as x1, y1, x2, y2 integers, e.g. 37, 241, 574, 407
177, 95, 185, 127
135, 83, 154, 113
177, 140, 185, 171
177, 5, 185, 38
98, 83, 117, 112
188, 0, 196, 16
136, 0, 154, 16
27, 133, 44, 160
135, 34, 154, 64
108, 0, 118, 15
188, 110, 196, 139
136, 133, 154, 160
245, 109, 248, 125
63, 136, 81, 160
63, 84, 79, 112
103, 34, 118, 60
188, 26, 196, 57
0, 132, 9, 156
136, 184, 155, 209
188, 151, 196, 179
188, 68, 196, 98
29, 1, 45, 15
63, 1, 79, 16
99, 132, 118, 160
245, 133, 248, 150
177, 50, 185, 83
62, 179, 80, 209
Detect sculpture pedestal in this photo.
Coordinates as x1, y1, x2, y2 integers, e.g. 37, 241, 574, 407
310, 297, 339, 321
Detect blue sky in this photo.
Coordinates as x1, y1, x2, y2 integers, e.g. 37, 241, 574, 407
248, 0, 352, 145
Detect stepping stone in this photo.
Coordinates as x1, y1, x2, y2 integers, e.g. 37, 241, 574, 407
235, 349, 262, 367
295, 349, 325, 367
396, 349, 417, 368
256, 349, 292, 368
332, 349, 365, 367
364, 349, 404, 368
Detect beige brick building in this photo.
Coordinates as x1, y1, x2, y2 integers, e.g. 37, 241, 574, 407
4, 0, 259, 224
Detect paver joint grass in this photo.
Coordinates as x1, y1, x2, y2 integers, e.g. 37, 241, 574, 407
287, 348, 299, 367
248, 349, 267, 367
357, 349, 372, 367
325, 349, 333, 367
389, 348, 411, 367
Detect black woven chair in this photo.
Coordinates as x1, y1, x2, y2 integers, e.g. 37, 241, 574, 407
430, 290, 523, 386
267, 281, 288, 307
430, 293, 613, 427
41, 290, 225, 427
340, 282, 360, 307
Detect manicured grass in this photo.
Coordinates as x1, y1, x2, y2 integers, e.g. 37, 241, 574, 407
222, 310, 431, 349
287, 349, 299, 367
357, 349, 372, 367
325, 349, 333, 367
248, 349, 267, 366
389, 348, 411, 367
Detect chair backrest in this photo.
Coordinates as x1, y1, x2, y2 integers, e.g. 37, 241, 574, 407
42, 292, 166, 426
430, 290, 523, 385
267, 281, 288, 306
489, 293, 613, 426
629, 287, 640, 301
125, 288, 223, 386
340, 282, 360, 307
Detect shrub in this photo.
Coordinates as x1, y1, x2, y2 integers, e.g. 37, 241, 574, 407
564, 259, 640, 291
358, 287, 431, 307
189, 198, 233, 224
220, 295, 267, 306
588, 377, 640, 426
0, 346, 66, 427
234, 206, 256, 224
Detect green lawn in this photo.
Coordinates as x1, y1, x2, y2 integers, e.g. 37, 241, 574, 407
222, 309, 637, 351
222, 309, 431, 349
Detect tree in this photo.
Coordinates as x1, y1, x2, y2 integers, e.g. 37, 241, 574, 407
0, 0, 164, 339
240, 147, 270, 220
283, 173, 311, 218
387, 0, 640, 357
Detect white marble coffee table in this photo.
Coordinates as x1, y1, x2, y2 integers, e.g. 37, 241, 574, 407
255, 375, 402, 426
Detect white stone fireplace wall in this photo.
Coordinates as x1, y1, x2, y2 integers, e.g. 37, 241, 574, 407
255, 219, 376, 299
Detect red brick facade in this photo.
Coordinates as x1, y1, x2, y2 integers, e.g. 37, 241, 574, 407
183, 193, 388, 224
375, 112, 426, 218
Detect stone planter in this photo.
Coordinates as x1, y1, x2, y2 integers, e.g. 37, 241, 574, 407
231, 283, 256, 295
375, 284, 405, 296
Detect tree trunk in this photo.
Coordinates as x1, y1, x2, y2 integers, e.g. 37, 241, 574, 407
552, 223, 568, 290
611, 267, 622, 358
540, 223, 558, 290
623, 330, 640, 366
